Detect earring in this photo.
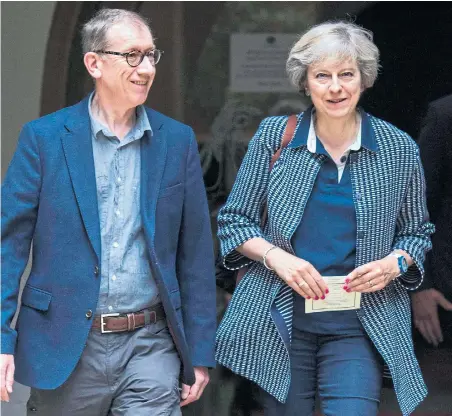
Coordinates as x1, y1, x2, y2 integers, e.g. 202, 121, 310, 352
305, 89, 310, 96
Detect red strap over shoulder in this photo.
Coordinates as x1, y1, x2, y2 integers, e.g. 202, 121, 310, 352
269, 114, 297, 171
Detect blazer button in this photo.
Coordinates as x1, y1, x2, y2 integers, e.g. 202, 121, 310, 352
94, 266, 99, 276
85, 310, 93, 319
29, 408, 37, 412
356, 192, 362, 200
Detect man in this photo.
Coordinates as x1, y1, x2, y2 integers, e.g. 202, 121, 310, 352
411, 94, 452, 347
1, 8, 216, 415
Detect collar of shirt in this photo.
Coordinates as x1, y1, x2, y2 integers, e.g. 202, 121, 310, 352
287, 105, 378, 153
307, 108, 362, 155
87, 91, 152, 142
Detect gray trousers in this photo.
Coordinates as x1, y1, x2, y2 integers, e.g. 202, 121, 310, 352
27, 319, 182, 416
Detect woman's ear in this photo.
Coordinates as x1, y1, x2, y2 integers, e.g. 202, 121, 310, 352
83, 52, 102, 79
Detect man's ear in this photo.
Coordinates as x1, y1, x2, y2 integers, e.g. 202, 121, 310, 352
84, 52, 102, 79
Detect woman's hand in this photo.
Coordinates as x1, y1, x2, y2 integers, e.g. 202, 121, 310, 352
266, 248, 329, 299
345, 256, 399, 293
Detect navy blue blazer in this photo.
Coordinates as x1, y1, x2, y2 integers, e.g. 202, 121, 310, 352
1, 96, 216, 389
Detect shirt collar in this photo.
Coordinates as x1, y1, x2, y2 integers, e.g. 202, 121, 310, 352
88, 91, 152, 140
288, 105, 378, 152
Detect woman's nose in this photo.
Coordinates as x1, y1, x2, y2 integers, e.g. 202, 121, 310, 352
329, 76, 342, 92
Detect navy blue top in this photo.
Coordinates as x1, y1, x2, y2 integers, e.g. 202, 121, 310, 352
291, 138, 363, 334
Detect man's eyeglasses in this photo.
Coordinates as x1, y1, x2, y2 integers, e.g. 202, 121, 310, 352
93, 49, 164, 67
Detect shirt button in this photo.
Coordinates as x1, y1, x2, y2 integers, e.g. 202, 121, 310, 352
94, 266, 99, 276
29, 408, 37, 412
108, 306, 113, 312
115, 210, 121, 217
117, 177, 122, 183
85, 310, 93, 319
113, 242, 119, 248
112, 275, 117, 281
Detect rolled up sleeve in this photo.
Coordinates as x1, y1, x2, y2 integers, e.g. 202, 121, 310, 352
392, 149, 435, 289
217, 118, 273, 270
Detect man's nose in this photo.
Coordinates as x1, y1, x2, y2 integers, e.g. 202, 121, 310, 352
136, 55, 155, 74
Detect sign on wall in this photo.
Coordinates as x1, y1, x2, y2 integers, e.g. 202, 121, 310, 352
229, 33, 298, 93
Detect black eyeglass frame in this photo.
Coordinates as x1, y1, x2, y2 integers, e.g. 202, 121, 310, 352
93, 49, 164, 67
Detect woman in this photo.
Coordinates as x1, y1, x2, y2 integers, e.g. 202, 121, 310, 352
216, 21, 434, 416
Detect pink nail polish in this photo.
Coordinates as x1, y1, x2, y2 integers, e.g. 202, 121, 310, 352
325, 289, 329, 294
346, 288, 351, 293
343, 285, 348, 290
345, 278, 350, 284
307, 297, 311, 300
314, 296, 319, 300
321, 295, 325, 300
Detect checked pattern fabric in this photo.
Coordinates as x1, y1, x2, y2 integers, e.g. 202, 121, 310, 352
216, 111, 434, 416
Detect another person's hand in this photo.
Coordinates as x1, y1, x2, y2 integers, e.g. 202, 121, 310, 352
266, 248, 328, 299
180, 366, 209, 407
0, 354, 15, 402
411, 289, 452, 346
345, 256, 399, 293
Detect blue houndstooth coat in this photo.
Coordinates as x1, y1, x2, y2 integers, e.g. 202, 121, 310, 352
216, 109, 434, 416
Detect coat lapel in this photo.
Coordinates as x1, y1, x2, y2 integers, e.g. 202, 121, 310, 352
61, 97, 101, 261
140, 109, 167, 244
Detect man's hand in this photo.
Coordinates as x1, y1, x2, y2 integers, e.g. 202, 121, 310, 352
411, 289, 452, 346
180, 366, 209, 407
0, 354, 15, 402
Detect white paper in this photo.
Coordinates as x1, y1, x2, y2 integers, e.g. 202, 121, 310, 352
305, 276, 361, 313
229, 33, 298, 92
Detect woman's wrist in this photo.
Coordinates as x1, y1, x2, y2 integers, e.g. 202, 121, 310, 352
385, 250, 412, 278
262, 246, 278, 270
263, 246, 284, 271
392, 249, 413, 267
384, 255, 401, 279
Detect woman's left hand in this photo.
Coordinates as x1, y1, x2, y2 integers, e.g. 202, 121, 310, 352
344, 256, 399, 293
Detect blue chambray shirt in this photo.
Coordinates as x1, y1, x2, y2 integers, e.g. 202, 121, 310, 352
88, 92, 160, 315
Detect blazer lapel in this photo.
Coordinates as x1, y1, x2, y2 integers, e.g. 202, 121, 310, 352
61, 97, 101, 261
140, 109, 167, 244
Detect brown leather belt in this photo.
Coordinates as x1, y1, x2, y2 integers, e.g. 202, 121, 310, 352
92, 303, 165, 334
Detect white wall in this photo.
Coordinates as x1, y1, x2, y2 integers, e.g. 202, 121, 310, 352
1, 6, 56, 413
1, 1, 56, 178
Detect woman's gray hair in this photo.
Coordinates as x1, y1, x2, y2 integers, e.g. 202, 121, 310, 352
81, 9, 152, 54
286, 21, 380, 92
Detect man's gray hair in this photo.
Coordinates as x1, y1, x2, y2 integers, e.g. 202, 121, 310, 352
286, 21, 380, 93
81, 8, 152, 54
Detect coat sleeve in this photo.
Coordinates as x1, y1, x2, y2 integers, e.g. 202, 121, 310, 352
418, 104, 447, 222
415, 103, 447, 291
1, 123, 42, 354
392, 147, 435, 290
176, 128, 216, 368
217, 118, 275, 270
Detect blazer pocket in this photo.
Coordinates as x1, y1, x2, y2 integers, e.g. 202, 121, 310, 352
159, 182, 183, 199
21, 284, 52, 311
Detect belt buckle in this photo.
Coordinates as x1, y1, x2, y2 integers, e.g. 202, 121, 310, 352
100, 313, 120, 334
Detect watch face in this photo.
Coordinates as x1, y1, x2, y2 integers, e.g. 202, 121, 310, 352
400, 256, 408, 272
